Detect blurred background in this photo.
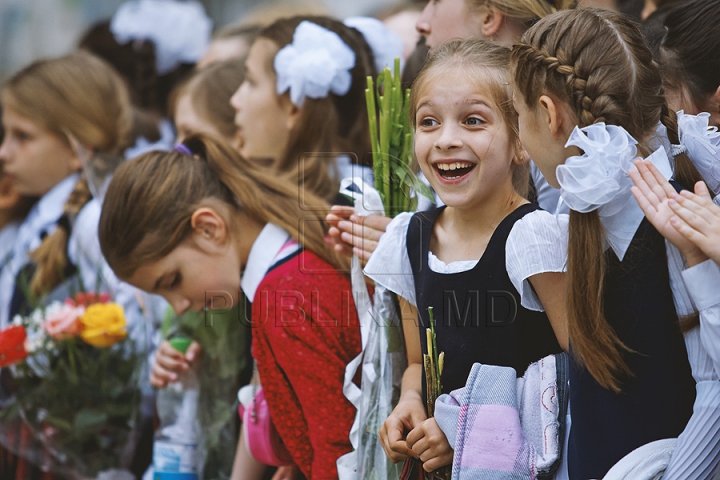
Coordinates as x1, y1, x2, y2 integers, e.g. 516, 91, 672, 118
0, 0, 407, 79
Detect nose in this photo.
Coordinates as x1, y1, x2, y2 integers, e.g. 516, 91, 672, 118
168, 295, 192, 316
230, 83, 244, 112
0, 137, 11, 163
435, 123, 463, 151
416, 1, 432, 37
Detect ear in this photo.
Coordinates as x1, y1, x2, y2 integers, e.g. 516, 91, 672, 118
190, 207, 229, 250
538, 94, 572, 140
281, 96, 302, 132
479, 7, 505, 39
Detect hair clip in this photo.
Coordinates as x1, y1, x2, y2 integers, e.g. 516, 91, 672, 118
173, 143, 193, 155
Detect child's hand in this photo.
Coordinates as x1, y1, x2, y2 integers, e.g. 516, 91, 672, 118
326, 205, 390, 261
630, 160, 708, 266
379, 396, 427, 463
271, 465, 299, 480
667, 181, 720, 266
406, 417, 454, 472
150, 340, 202, 388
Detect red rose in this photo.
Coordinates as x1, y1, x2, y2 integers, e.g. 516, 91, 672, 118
0, 326, 28, 367
67, 292, 112, 307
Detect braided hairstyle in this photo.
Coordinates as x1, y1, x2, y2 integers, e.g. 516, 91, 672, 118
2, 52, 132, 299
511, 8, 705, 393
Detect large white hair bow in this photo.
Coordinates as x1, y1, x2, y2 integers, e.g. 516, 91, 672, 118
677, 111, 720, 194
274, 21, 356, 107
557, 123, 639, 214
557, 123, 673, 260
344, 16, 403, 73
110, 0, 212, 75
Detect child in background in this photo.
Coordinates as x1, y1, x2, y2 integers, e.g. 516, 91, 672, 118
99, 134, 361, 480
171, 58, 246, 147
369, 39, 566, 473
511, 8, 720, 478
230, 16, 376, 203
0, 52, 154, 479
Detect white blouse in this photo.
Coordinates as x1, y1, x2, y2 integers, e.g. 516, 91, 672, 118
363, 208, 568, 309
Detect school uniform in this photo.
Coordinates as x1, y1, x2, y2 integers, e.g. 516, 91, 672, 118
242, 223, 361, 480
365, 203, 566, 398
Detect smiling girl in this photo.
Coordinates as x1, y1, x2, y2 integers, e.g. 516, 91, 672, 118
368, 39, 566, 473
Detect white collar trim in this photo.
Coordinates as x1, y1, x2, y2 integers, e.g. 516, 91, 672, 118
240, 223, 292, 303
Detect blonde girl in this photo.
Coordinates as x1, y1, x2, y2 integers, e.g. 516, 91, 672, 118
369, 39, 566, 473
511, 8, 719, 478
0, 51, 150, 480
99, 134, 362, 479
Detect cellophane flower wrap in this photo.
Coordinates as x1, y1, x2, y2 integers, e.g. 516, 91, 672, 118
339, 61, 436, 480
0, 292, 143, 478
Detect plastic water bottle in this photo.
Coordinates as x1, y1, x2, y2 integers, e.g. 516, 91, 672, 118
153, 337, 200, 480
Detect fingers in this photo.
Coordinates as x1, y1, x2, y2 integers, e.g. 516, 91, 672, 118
150, 362, 174, 387
379, 416, 414, 463
694, 181, 712, 200
185, 341, 203, 362
669, 194, 715, 227
406, 419, 454, 472
629, 164, 661, 214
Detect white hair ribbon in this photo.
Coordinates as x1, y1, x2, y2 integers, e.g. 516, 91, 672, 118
110, 0, 212, 75
557, 123, 672, 260
274, 21, 356, 107
677, 111, 720, 194
344, 16, 404, 73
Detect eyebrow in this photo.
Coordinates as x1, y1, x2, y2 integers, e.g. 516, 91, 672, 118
416, 98, 493, 111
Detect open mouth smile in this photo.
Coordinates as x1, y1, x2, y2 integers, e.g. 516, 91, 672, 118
434, 161, 476, 182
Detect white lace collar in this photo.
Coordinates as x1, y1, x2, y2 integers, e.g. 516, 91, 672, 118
557, 123, 672, 261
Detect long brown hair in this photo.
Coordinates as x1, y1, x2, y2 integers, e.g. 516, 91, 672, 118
99, 134, 347, 280
511, 8, 705, 393
410, 39, 529, 197
2, 52, 132, 298
170, 59, 246, 140
256, 16, 376, 202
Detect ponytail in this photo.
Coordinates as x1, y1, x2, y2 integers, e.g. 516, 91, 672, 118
29, 176, 93, 297
100, 134, 348, 280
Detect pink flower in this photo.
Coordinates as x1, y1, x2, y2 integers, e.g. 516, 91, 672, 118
43, 304, 86, 340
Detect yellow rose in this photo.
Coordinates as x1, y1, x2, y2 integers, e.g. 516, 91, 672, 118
80, 303, 127, 348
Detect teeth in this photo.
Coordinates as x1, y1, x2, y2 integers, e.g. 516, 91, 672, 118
436, 162, 472, 171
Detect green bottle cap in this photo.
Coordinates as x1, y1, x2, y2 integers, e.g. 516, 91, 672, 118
169, 337, 193, 354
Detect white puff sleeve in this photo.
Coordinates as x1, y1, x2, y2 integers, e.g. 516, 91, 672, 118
363, 212, 417, 306
506, 210, 569, 311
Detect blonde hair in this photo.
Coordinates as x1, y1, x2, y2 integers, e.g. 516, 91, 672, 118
511, 8, 704, 392
99, 134, 347, 280
467, 0, 575, 29
410, 39, 529, 197
2, 52, 132, 298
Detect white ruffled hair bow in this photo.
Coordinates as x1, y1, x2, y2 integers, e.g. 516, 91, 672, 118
557, 123, 673, 260
110, 0, 212, 75
677, 111, 720, 194
557, 123, 639, 215
344, 16, 403, 73
274, 21, 356, 107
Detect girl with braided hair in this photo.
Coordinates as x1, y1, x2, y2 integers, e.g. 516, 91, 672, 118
0, 52, 155, 479
511, 8, 720, 478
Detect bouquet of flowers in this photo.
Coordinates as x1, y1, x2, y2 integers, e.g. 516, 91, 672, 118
0, 292, 143, 479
